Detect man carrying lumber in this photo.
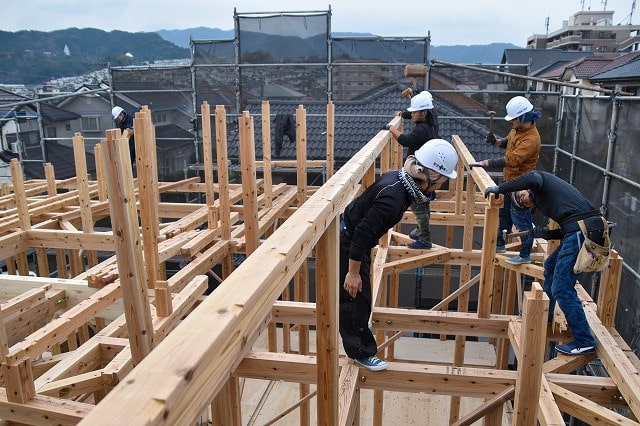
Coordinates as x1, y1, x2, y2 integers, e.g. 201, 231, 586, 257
485, 170, 611, 355
340, 139, 458, 370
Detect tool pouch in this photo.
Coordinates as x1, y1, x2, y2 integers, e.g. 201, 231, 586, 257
573, 217, 611, 274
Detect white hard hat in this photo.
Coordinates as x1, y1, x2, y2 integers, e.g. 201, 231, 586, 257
504, 96, 533, 121
407, 91, 434, 111
414, 138, 458, 179
111, 106, 124, 120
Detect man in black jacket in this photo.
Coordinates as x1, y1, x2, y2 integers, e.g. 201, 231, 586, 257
388, 91, 440, 249
341, 139, 458, 370
112, 106, 135, 164
485, 170, 607, 355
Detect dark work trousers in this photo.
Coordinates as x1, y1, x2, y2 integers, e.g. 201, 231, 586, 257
273, 114, 296, 156
339, 234, 378, 360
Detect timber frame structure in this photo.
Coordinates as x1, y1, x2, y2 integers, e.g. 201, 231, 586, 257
0, 100, 636, 425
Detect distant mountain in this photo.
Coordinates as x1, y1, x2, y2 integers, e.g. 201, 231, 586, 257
0, 28, 189, 85
0, 27, 521, 86
157, 27, 234, 46
157, 27, 520, 63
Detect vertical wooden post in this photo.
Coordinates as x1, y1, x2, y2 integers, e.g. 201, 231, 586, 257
44, 163, 68, 278
154, 280, 172, 318
238, 111, 260, 255
316, 217, 339, 426
326, 101, 335, 179
1, 357, 35, 403
449, 165, 477, 423
261, 101, 273, 208
292, 104, 310, 424
214, 105, 235, 288
135, 107, 162, 289
103, 128, 154, 365
94, 143, 108, 201
440, 225, 453, 340
201, 102, 216, 207
513, 281, 549, 426
295, 105, 307, 206
478, 200, 500, 318
10, 159, 31, 276
73, 132, 98, 267
210, 376, 241, 426
597, 250, 622, 327
10, 159, 30, 232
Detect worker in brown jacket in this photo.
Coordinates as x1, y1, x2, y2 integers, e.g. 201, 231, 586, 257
470, 96, 541, 264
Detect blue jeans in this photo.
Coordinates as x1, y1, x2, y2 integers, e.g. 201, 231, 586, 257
543, 232, 595, 347
496, 194, 533, 258
411, 200, 431, 244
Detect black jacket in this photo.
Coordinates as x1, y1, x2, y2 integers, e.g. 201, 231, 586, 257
398, 110, 439, 156
343, 171, 412, 261
497, 170, 600, 239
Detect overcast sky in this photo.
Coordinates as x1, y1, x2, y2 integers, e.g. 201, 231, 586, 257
3, 0, 636, 46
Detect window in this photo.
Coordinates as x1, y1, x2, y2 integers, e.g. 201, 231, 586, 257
46, 127, 57, 139
153, 112, 167, 123
81, 116, 101, 131
65, 122, 71, 131
580, 45, 592, 52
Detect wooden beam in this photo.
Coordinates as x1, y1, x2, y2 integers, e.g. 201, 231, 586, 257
513, 282, 549, 426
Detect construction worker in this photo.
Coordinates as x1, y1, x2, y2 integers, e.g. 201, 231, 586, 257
388, 90, 440, 249
470, 96, 541, 264
112, 106, 136, 164
485, 170, 608, 355
340, 139, 458, 370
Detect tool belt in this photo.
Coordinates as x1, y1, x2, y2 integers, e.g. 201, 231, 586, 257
561, 215, 606, 245
573, 216, 611, 274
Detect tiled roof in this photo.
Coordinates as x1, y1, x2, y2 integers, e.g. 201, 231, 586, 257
567, 56, 613, 79
22, 140, 96, 180
225, 82, 493, 164
0, 88, 26, 123
502, 49, 593, 74
590, 52, 640, 81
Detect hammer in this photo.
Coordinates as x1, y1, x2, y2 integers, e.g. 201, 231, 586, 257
488, 110, 496, 133
502, 229, 532, 242
402, 64, 428, 98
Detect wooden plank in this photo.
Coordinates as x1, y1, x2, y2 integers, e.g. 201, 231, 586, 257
549, 381, 638, 425
235, 351, 517, 396
0, 388, 91, 425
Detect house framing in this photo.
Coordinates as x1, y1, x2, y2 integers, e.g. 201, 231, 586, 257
0, 101, 635, 425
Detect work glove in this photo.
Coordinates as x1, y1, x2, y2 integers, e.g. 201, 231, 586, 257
469, 160, 489, 169
532, 226, 546, 238
484, 186, 500, 198
485, 132, 497, 145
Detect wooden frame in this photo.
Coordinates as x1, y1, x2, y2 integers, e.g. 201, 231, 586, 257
0, 103, 635, 425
